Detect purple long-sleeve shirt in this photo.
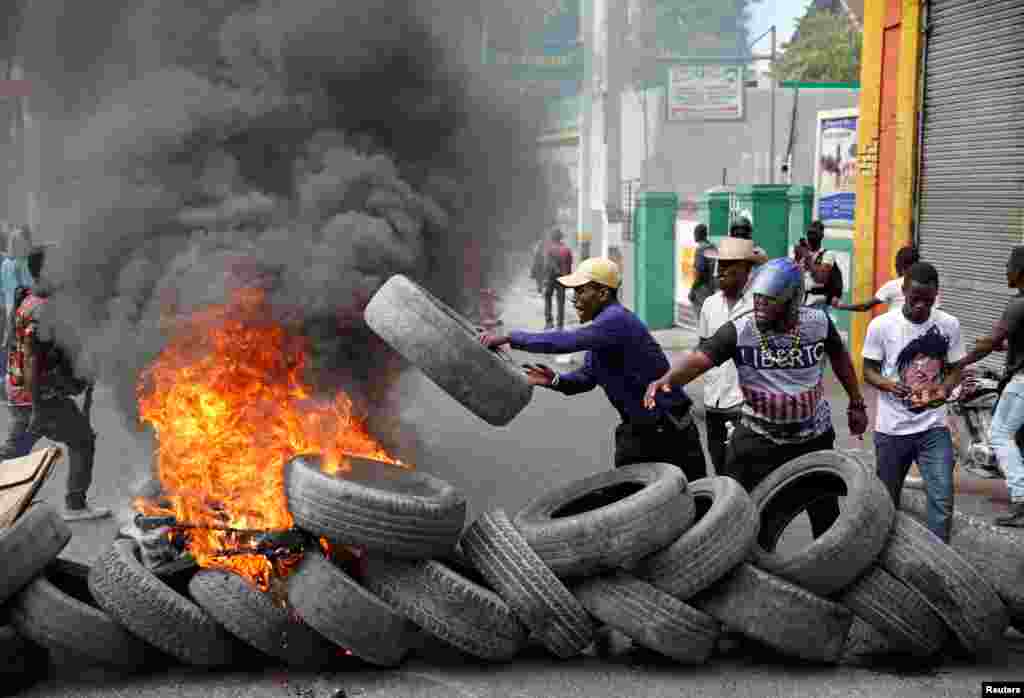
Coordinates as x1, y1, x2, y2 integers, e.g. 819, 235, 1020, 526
509, 302, 693, 425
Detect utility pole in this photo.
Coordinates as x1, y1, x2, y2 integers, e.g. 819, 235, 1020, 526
604, 0, 626, 253
769, 25, 777, 184
576, 0, 594, 261
750, 25, 778, 185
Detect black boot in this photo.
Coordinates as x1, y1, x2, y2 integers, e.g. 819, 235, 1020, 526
995, 502, 1024, 527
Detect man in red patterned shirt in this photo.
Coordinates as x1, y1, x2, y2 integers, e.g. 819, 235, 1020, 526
543, 227, 573, 330
0, 246, 109, 521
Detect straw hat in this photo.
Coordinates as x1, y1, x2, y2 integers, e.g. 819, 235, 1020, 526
706, 237, 768, 265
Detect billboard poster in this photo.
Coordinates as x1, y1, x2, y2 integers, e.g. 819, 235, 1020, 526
814, 109, 858, 227
666, 63, 744, 121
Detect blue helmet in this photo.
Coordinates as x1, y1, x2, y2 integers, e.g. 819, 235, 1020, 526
750, 258, 804, 323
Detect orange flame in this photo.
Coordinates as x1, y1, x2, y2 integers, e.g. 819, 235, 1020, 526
136, 287, 404, 589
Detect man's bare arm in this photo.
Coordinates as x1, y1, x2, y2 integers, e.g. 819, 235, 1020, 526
863, 358, 909, 397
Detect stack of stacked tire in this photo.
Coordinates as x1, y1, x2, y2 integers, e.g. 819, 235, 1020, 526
452, 450, 1012, 666
282, 453, 536, 666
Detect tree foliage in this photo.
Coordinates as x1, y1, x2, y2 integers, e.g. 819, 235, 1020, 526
774, 9, 862, 83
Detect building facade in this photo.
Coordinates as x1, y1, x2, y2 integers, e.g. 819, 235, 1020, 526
851, 0, 1024, 374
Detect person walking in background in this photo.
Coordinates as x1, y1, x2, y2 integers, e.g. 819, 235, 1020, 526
0, 244, 110, 521
833, 246, 929, 315
543, 227, 573, 330
688, 224, 716, 319
1, 225, 37, 400
797, 220, 843, 311
729, 217, 754, 241
479, 257, 707, 482
529, 235, 546, 295
645, 258, 868, 537
728, 217, 767, 273
697, 238, 766, 473
862, 262, 965, 542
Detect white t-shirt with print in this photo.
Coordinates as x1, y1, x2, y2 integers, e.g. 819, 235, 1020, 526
699, 291, 753, 411
862, 309, 966, 436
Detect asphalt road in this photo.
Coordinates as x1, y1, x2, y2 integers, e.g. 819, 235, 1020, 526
8, 278, 1024, 697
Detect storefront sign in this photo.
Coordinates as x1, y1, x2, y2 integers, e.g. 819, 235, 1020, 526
666, 64, 744, 121
814, 109, 859, 226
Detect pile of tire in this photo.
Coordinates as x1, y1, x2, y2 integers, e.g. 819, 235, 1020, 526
0, 451, 1018, 685
457, 450, 1013, 666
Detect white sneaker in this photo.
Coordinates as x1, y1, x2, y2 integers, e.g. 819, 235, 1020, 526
62, 504, 112, 522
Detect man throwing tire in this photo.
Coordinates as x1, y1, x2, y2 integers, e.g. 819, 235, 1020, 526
644, 257, 867, 536
479, 257, 707, 482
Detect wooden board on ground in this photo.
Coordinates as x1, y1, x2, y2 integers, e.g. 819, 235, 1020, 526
0, 447, 62, 528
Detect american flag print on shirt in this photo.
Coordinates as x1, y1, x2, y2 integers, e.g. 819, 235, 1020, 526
731, 308, 834, 444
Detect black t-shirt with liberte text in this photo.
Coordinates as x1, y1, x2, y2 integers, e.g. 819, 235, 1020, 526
697, 308, 845, 443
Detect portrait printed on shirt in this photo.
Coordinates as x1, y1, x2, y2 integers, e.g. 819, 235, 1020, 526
894, 325, 950, 410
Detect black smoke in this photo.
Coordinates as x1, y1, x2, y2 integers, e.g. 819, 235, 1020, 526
11, 0, 555, 458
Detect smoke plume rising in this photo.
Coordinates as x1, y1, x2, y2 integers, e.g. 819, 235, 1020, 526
12, 0, 555, 458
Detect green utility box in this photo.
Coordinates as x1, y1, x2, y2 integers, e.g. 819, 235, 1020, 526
697, 188, 731, 241
633, 191, 678, 330
732, 185, 792, 259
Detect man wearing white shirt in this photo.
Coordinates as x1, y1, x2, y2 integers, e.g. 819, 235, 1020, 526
862, 262, 965, 542
833, 247, 939, 315
698, 238, 767, 472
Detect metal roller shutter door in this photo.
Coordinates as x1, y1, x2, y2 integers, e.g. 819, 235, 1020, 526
916, 0, 1024, 371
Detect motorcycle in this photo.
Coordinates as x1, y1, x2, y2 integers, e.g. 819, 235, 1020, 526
948, 369, 1006, 479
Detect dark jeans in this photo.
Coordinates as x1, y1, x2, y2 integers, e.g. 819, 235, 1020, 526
704, 407, 742, 476
544, 281, 566, 329
874, 427, 955, 542
0, 399, 96, 509
724, 423, 840, 538
615, 412, 708, 484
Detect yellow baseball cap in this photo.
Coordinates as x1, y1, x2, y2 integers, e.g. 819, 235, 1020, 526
558, 257, 622, 289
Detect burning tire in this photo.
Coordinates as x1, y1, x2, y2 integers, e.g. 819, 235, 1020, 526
362, 555, 528, 662
838, 565, 950, 658
573, 573, 720, 664
512, 463, 694, 579
748, 450, 895, 596
363, 274, 532, 426
902, 489, 1024, 634
0, 504, 72, 605
285, 455, 466, 559
632, 476, 758, 601
459, 509, 595, 658
288, 551, 421, 667
87, 540, 246, 667
189, 569, 336, 669
879, 512, 1009, 657
9, 558, 159, 670
691, 563, 853, 664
